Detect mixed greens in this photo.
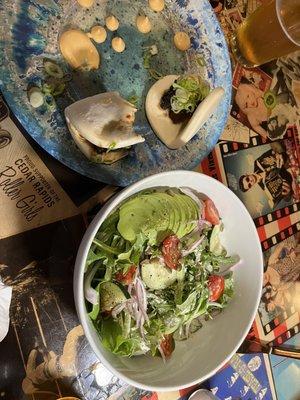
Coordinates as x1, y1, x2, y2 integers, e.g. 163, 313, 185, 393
85, 187, 240, 359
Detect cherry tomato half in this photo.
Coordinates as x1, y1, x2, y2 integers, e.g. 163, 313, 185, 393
203, 198, 220, 225
208, 275, 225, 302
115, 265, 136, 285
162, 235, 181, 270
160, 334, 175, 358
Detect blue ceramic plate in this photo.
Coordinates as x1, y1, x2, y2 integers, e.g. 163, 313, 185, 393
0, 0, 231, 186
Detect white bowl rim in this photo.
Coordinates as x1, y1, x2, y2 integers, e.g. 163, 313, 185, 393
73, 170, 263, 392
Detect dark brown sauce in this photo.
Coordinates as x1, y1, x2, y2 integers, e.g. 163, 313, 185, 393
160, 87, 191, 125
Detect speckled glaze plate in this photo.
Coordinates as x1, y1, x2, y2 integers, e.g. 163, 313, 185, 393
0, 0, 231, 186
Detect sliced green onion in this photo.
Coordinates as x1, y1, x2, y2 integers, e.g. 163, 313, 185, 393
106, 141, 117, 153
127, 93, 139, 107
43, 60, 64, 79
28, 87, 44, 108
149, 68, 163, 80
196, 56, 206, 67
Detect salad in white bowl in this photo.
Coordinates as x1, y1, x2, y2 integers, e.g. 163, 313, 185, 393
84, 187, 240, 360
74, 171, 263, 391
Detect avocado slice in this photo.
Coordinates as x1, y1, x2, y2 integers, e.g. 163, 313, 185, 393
162, 192, 181, 237
147, 192, 177, 239
179, 194, 199, 235
100, 282, 127, 312
141, 259, 185, 290
141, 194, 170, 239
118, 197, 156, 241
117, 190, 199, 244
171, 194, 190, 238
118, 193, 171, 243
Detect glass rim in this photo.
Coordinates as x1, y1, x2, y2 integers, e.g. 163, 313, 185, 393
276, 0, 300, 47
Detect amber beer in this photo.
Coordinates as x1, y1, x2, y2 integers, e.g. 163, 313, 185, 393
232, 0, 300, 67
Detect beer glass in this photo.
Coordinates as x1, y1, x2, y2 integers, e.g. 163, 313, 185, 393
231, 0, 300, 67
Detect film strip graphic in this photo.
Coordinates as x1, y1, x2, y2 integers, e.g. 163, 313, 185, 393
270, 323, 300, 347
219, 126, 296, 155
254, 202, 300, 228
260, 219, 300, 252
262, 306, 298, 336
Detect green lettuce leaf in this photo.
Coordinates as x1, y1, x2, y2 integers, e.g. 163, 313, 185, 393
86, 248, 106, 267
98, 317, 145, 357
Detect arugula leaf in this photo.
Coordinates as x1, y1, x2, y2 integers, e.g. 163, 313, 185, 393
200, 251, 240, 271
163, 314, 182, 334
93, 238, 120, 255
97, 211, 120, 244
176, 291, 198, 315
219, 274, 234, 306
131, 232, 147, 264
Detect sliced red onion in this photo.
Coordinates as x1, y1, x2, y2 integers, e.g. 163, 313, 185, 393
120, 273, 149, 337
135, 310, 141, 329
111, 302, 127, 319
181, 235, 205, 257
145, 245, 152, 255
158, 344, 167, 364
84, 265, 99, 305
155, 256, 165, 264
85, 287, 99, 306
182, 225, 199, 241
177, 326, 184, 339
137, 314, 146, 340
135, 277, 149, 324
179, 187, 204, 210
181, 220, 210, 246
128, 283, 133, 296
198, 218, 211, 232
184, 321, 191, 338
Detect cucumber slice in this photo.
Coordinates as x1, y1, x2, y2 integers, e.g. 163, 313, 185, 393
209, 224, 224, 256
44, 60, 64, 79
141, 260, 185, 290
100, 281, 126, 312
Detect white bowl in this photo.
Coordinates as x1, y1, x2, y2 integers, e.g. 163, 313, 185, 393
74, 171, 263, 392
